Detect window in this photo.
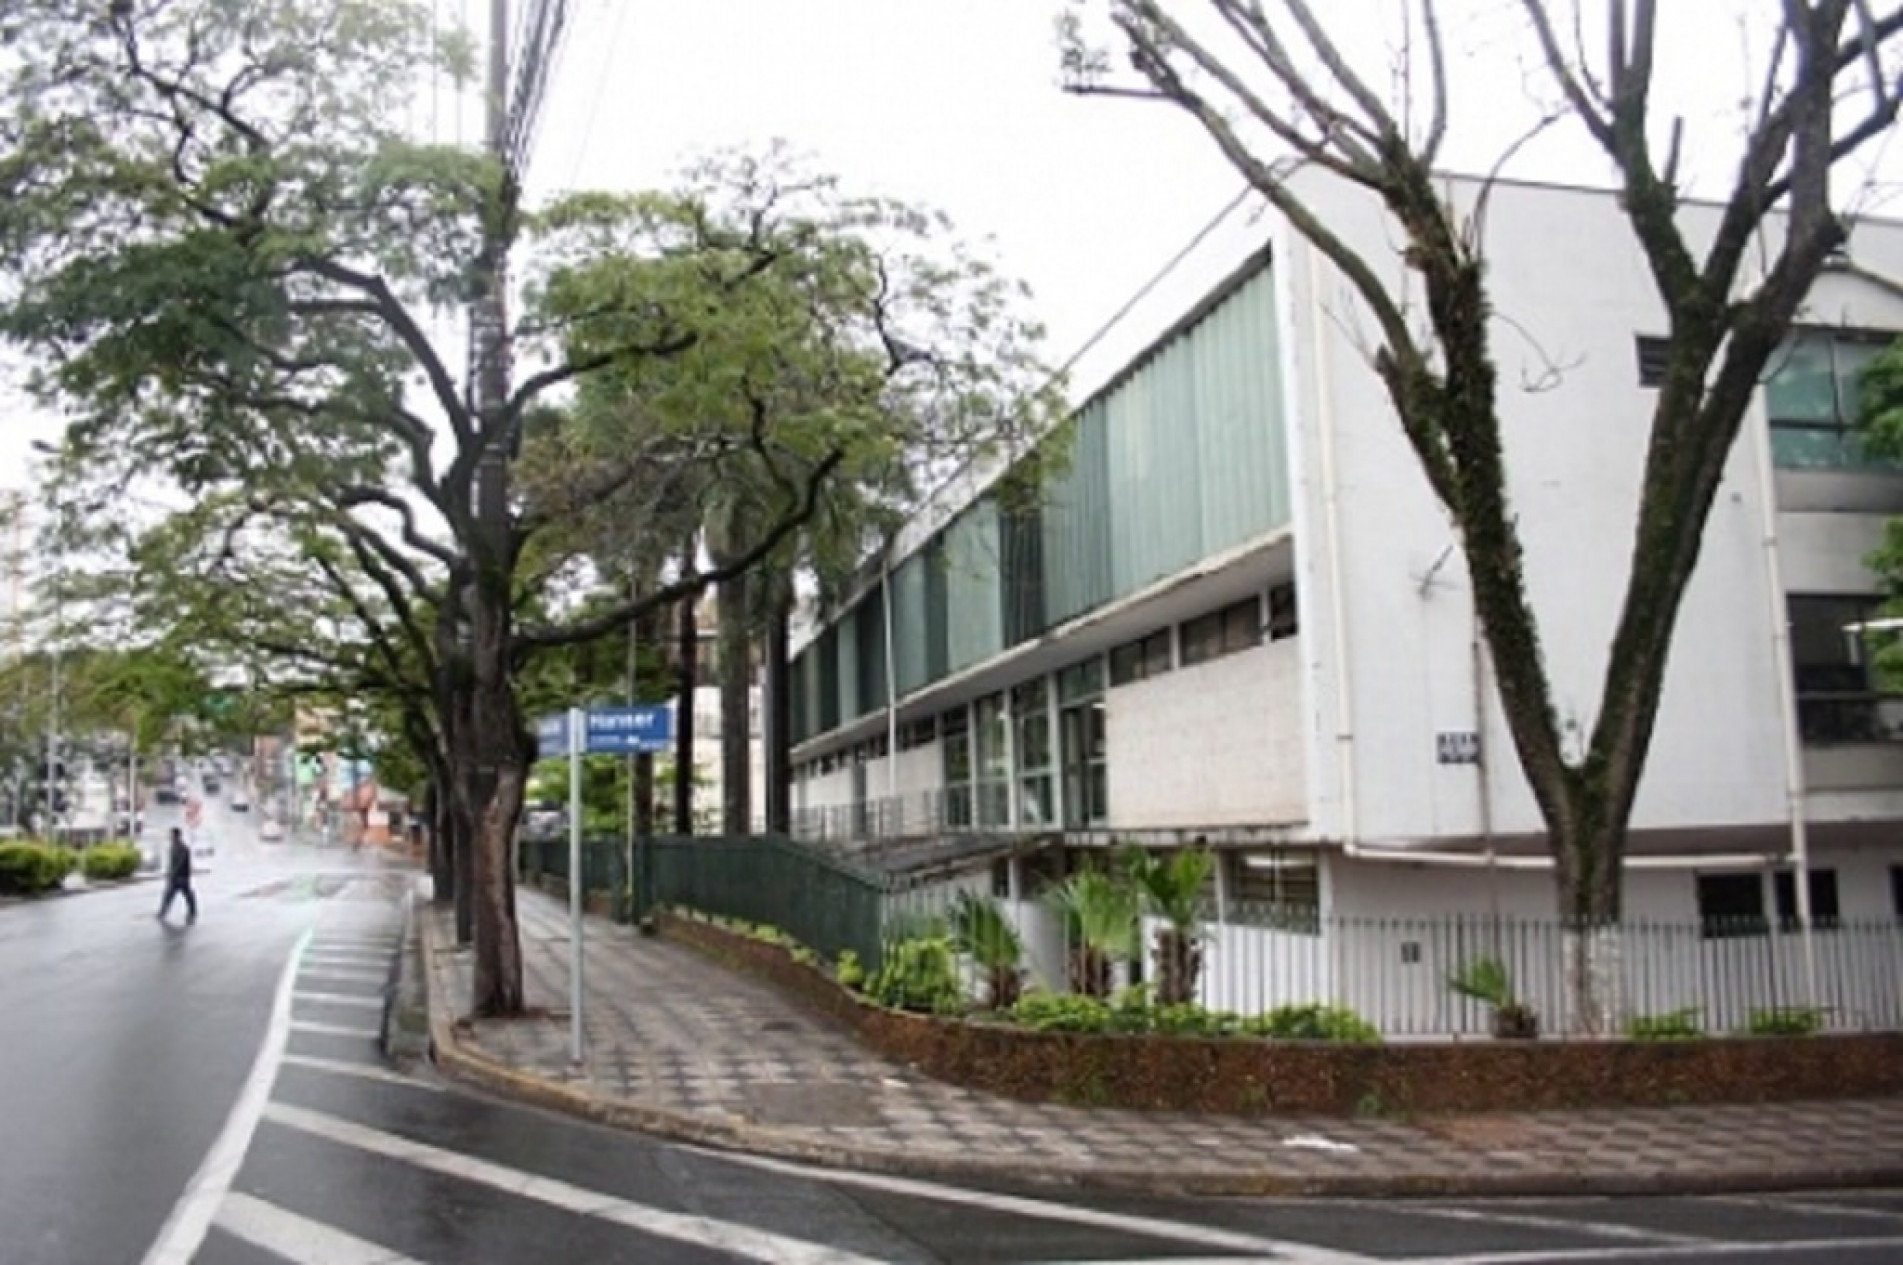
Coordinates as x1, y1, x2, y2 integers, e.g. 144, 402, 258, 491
1181, 597, 1263, 666
1109, 630, 1172, 686
1229, 851, 1320, 934
1789, 594, 1899, 744
1773, 868, 1841, 931
1697, 872, 1767, 938
974, 692, 1010, 828
1893, 866, 1903, 919
1013, 678, 1053, 827
1635, 334, 1671, 388
1267, 582, 1298, 641
941, 708, 971, 828
1766, 328, 1896, 470
899, 716, 937, 751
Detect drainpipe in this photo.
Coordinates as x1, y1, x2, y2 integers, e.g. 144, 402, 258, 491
1748, 383, 1818, 1008
881, 548, 899, 834
1309, 247, 1359, 854
1472, 632, 1499, 922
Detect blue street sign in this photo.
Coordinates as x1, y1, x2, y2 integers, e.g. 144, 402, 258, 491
584, 705, 672, 754
535, 713, 570, 759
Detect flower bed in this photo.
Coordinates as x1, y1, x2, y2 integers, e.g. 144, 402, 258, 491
658, 909, 1903, 1116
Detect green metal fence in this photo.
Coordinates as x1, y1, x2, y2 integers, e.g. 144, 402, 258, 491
517, 830, 921, 969
643, 834, 896, 969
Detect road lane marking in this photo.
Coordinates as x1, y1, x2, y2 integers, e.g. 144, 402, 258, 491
290, 1020, 381, 1040
300, 967, 388, 986
280, 1054, 440, 1091
263, 1101, 889, 1265
1347, 1202, 1711, 1246
1712, 1193, 1903, 1224
214, 1191, 425, 1265
1427, 1237, 1903, 1264
710, 1151, 1375, 1263
141, 926, 314, 1265
293, 990, 384, 1009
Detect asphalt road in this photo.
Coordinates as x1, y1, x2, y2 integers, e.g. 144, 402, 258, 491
4, 787, 1902, 1263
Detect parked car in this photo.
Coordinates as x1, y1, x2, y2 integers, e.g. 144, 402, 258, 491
202, 776, 221, 796
259, 818, 284, 842
229, 788, 249, 811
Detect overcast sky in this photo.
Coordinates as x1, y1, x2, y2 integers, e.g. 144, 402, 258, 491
4, 1, 1898, 496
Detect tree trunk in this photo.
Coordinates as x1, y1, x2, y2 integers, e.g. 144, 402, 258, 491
1556, 818, 1625, 1034
718, 568, 751, 835
672, 588, 698, 835
762, 587, 792, 835
466, 577, 525, 1017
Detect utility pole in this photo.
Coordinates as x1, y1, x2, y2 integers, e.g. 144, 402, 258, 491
474, 0, 512, 557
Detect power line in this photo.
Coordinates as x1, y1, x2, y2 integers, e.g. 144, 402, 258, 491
563, 0, 630, 193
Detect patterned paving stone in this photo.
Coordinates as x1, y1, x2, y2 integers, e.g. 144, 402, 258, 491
420, 887, 1903, 1196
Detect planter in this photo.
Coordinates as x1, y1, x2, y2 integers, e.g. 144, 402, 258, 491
1491, 1005, 1541, 1040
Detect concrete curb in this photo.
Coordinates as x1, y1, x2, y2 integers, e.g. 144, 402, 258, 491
414, 909, 1903, 1199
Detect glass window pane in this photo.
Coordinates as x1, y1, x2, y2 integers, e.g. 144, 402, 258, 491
1766, 333, 1840, 425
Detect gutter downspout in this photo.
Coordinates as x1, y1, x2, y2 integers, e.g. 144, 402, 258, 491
1749, 388, 1819, 1008
1473, 633, 1499, 922
1311, 247, 1359, 856
881, 547, 899, 835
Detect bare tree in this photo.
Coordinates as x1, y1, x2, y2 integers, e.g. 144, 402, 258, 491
1064, 0, 1902, 1028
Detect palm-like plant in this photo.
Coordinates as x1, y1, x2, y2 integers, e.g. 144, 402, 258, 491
1049, 867, 1139, 998
948, 890, 1025, 1009
1126, 847, 1215, 1005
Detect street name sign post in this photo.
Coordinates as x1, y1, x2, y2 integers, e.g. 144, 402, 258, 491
536, 704, 675, 1061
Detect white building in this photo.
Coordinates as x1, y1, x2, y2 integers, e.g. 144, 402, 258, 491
780, 174, 1903, 1032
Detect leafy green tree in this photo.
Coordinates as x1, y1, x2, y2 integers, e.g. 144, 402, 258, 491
0, 6, 1051, 1016
1064, 1, 1903, 1029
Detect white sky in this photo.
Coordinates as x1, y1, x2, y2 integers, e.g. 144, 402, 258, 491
3, 1, 1898, 496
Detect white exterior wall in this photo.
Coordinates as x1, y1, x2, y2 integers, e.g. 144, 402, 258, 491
1274, 174, 1903, 848
1105, 639, 1306, 829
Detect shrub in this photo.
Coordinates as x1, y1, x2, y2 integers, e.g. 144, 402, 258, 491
0, 842, 73, 896
1626, 1008, 1703, 1040
834, 949, 866, 991
1245, 1002, 1381, 1044
1745, 1006, 1825, 1036
81, 845, 143, 882
866, 936, 964, 1014
1010, 990, 1113, 1033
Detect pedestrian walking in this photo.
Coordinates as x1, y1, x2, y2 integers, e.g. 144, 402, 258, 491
157, 825, 197, 924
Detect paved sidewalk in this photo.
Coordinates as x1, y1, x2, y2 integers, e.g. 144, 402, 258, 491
418, 886, 1903, 1198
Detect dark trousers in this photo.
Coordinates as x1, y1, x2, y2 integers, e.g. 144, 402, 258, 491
159, 876, 197, 921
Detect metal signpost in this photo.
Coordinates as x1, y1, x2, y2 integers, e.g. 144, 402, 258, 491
536, 704, 673, 1062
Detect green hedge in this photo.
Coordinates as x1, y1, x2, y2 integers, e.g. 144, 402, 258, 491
0, 842, 77, 896
80, 845, 143, 882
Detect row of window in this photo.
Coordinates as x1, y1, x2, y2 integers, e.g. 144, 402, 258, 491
1689, 866, 1903, 938
985, 847, 1322, 932
791, 585, 1295, 791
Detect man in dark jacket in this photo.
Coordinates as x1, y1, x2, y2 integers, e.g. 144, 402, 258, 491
157, 825, 196, 924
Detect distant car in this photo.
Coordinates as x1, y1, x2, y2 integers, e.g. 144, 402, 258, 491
259, 819, 284, 842
229, 789, 249, 811
202, 777, 220, 796
154, 784, 178, 805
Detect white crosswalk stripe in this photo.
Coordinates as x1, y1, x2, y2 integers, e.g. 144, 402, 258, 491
214, 1191, 425, 1265
262, 1101, 891, 1265
293, 990, 383, 1009
289, 1019, 381, 1040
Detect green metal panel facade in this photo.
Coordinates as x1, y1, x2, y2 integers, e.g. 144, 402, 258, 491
790, 259, 1289, 738
891, 555, 929, 696
944, 498, 1004, 674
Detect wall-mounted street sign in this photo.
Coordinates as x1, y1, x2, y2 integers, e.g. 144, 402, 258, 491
1436, 730, 1481, 765
536, 705, 673, 758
